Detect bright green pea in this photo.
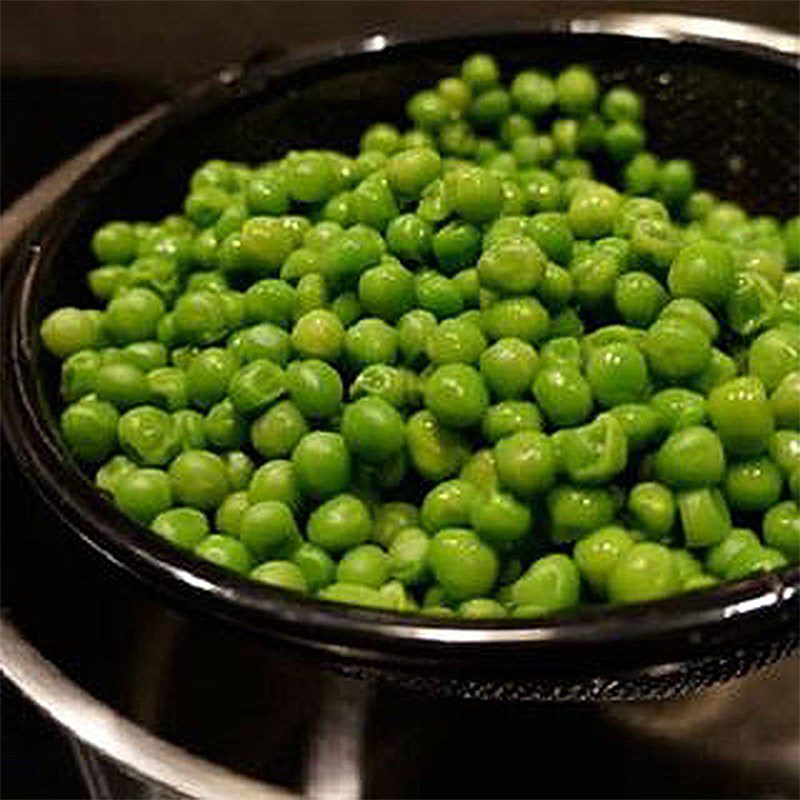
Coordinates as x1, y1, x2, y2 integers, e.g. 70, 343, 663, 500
478, 338, 539, 400
60, 350, 101, 403
540, 336, 582, 370
151, 507, 209, 550
705, 528, 762, 578
533, 366, 593, 427
708, 376, 774, 457
307, 493, 371, 554
428, 528, 499, 602
423, 363, 489, 428
95, 455, 136, 496
614, 272, 668, 327
748, 327, 800, 393
195, 534, 252, 575
168, 450, 229, 511
482, 401, 542, 443
574, 526, 635, 596
495, 430, 557, 498
443, 166, 503, 224
607, 542, 681, 604
385, 148, 442, 199
725, 545, 788, 580
341, 396, 405, 464
114, 468, 173, 524
643, 317, 711, 381
547, 484, 616, 543
336, 544, 391, 589
567, 184, 621, 239
623, 152, 660, 196
769, 430, 800, 478
668, 240, 735, 309
227, 323, 291, 366
117, 405, 180, 466
510, 70, 555, 116
203, 399, 247, 451
604, 120, 645, 162
358, 261, 415, 322
250, 400, 309, 459
650, 388, 707, 432
510, 553, 580, 612
214, 491, 249, 537
184, 348, 237, 410
477, 236, 546, 296
482, 296, 550, 343
239, 500, 301, 561
553, 413, 628, 485
250, 561, 308, 593
92, 221, 138, 264
601, 86, 642, 121
60, 398, 119, 463
659, 159, 695, 208
248, 460, 301, 512
570, 249, 621, 309
288, 543, 335, 592
724, 457, 783, 512
419, 480, 477, 533
172, 409, 207, 451
344, 318, 398, 367
763, 501, 800, 561
406, 409, 470, 482
627, 482, 675, 539
677, 487, 731, 548
397, 309, 437, 367
470, 491, 531, 546
607, 403, 666, 452
292, 432, 351, 500
385, 214, 432, 264
585, 342, 649, 408
414, 271, 464, 319
431, 221, 481, 275
226, 359, 285, 418
654, 426, 726, 488
285, 359, 343, 420
291, 310, 345, 362
425, 319, 486, 365
243, 279, 296, 328
94, 362, 150, 409
556, 65, 598, 116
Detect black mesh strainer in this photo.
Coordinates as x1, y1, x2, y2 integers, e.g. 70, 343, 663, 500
2, 16, 798, 702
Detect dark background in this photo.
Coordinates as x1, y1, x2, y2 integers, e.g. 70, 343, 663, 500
1, 2, 798, 799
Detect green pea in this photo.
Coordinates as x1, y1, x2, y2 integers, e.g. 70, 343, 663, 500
341, 396, 405, 464
607, 542, 680, 604
326, 223, 386, 283
763, 500, 799, 561
184, 348, 237, 410
243, 279, 296, 328
335, 544, 391, 589
724, 457, 783, 512
725, 545, 788, 580
585, 342, 649, 408
601, 86, 642, 121
553, 413, 628, 485
223, 446, 256, 487
478, 338, 539, 400
660, 298, 719, 342
556, 65, 598, 115
292, 432, 351, 500
289, 543, 336, 592
481, 401, 542, 444
494, 430, 557, 498
151, 507, 209, 550
195, 534, 252, 575
425, 319, 486, 365
249, 561, 307, 594
428, 528, 499, 602
567, 184, 621, 239
94, 362, 150, 409
654, 426, 726, 489
167, 450, 229, 511
115, 468, 173, 524
677, 487, 731, 548
248, 460, 301, 511
60, 398, 119, 463
477, 236, 546, 296
397, 309, 437, 367
627, 482, 675, 539
650, 388, 707, 432
290, 310, 344, 362
459, 449, 500, 495
385, 214, 432, 264
318, 582, 387, 609
406, 409, 470, 482
344, 318, 398, 367
748, 327, 800, 392
643, 317, 711, 381
239, 501, 301, 561
708, 376, 774, 457
285, 359, 343, 420
533, 366, 593, 427
92, 221, 138, 264
705, 527, 762, 578
414, 271, 464, 319
607, 403, 666, 452
668, 240, 735, 309
117, 405, 180, 466
358, 261, 415, 322
171, 409, 207, 451
690, 348, 738, 395
60, 350, 101, 402
470, 491, 531, 546
510, 553, 580, 612
623, 152, 660, 196
203, 398, 246, 451
307, 493, 371, 554
95, 455, 137, 496
423, 363, 489, 428
227, 323, 291, 366
417, 480, 475, 533
482, 296, 550, 343
658, 160, 695, 208
547, 484, 616, 542
614, 272, 668, 328
214, 491, 249, 537
360, 123, 401, 155
250, 400, 308, 459
574, 526, 635, 596
604, 120, 645, 162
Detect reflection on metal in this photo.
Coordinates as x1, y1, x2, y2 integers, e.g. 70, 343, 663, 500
0, 616, 296, 800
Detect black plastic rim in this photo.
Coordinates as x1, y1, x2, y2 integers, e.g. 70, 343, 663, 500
2, 16, 798, 674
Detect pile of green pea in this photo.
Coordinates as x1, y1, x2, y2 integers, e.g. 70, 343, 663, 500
40, 54, 800, 619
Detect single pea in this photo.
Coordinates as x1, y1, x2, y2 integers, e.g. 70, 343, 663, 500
469, 87, 511, 127
601, 86, 643, 121
554, 413, 628, 485
533, 365, 594, 427
406, 90, 451, 131
307, 493, 371, 554
60, 398, 119, 463
318, 582, 387, 609
677, 487, 731, 548
165, 450, 229, 512
456, 598, 505, 618
385, 213, 432, 264
432, 221, 482, 275
494, 430, 557, 498
604, 120, 645, 162
117, 406, 180, 466
643, 317, 711, 382
623, 152, 660, 196
248, 460, 301, 511
388, 527, 431, 587
114, 468, 173, 524
360, 123, 401, 155
60, 350, 101, 402
650, 388, 707, 432
87, 265, 130, 301
214, 490, 249, 537
614, 272, 668, 328
335, 544, 390, 589
195, 534, 252, 575
763, 501, 800, 561
608, 404, 666, 452
245, 168, 290, 215
243, 279, 297, 328
239, 500, 301, 561
470, 491, 532, 546
769, 430, 800, 478
250, 561, 308, 594
250, 400, 309, 459
285, 359, 343, 420
668, 240, 735, 309
482, 401, 542, 444
351, 173, 399, 232
344, 318, 398, 368
425, 319, 487, 366
574, 526, 635, 596
291, 310, 345, 362
290, 543, 336, 592
330, 292, 362, 327
358, 261, 415, 322
748, 327, 800, 393
397, 309, 438, 367
567, 184, 621, 239
413, 270, 464, 319
627, 482, 675, 539
151, 507, 209, 550
659, 299, 719, 343
540, 336, 582, 369
227, 323, 291, 367
478, 338, 539, 400
724, 457, 783, 512
556, 65, 598, 116
607, 542, 681, 604
385, 147, 442, 201
519, 167, 562, 211
477, 236, 546, 296
510, 69, 555, 115
172, 409, 207, 451
654, 426, 726, 489
585, 342, 649, 408
227, 359, 285, 417
547, 484, 616, 542
350, 365, 408, 408
203, 398, 247, 450
92, 221, 138, 264
726, 271, 778, 338
419, 480, 478, 533
370, 502, 420, 550
341, 396, 405, 464
185, 348, 238, 410
724, 544, 788, 580
428, 528, 499, 602
144, 367, 186, 411
238, 217, 299, 276
452, 268, 481, 308
658, 159, 695, 208
510, 553, 581, 612
103, 287, 165, 345
423, 363, 489, 428
482, 296, 550, 343
94, 362, 150, 409
708, 376, 774, 458
406, 409, 470, 482
443, 166, 503, 224
292, 431, 351, 500
570, 250, 621, 309
459, 449, 500, 496
95, 455, 136, 496
705, 527, 763, 578
460, 53, 499, 91
690, 348, 738, 396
